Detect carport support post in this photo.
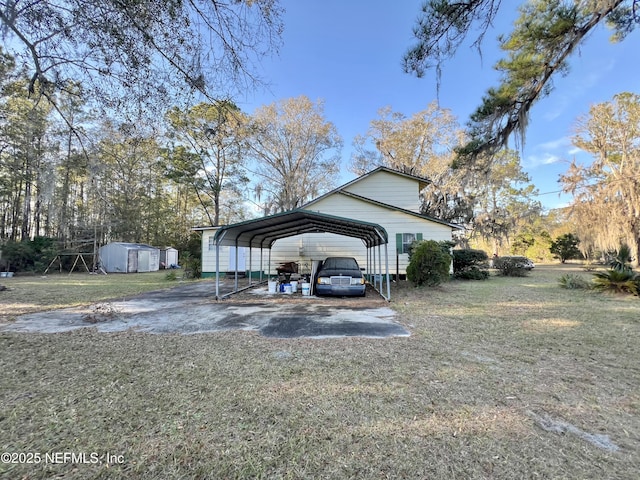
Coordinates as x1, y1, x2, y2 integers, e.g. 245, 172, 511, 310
378, 243, 382, 292
371, 246, 376, 286
234, 242, 239, 292
248, 247, 252, 286
384, 242, 391, 300
215, 241, 220, 299
366, 248, 370, 283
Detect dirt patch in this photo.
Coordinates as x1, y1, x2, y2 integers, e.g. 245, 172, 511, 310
1, 282, 407, 338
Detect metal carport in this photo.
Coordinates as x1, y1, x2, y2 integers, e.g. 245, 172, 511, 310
212, 209, 391, 300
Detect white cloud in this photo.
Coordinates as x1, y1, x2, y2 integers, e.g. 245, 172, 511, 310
537, 136, 571, 151
568, 146, 582, 156
525, 153, 561, 168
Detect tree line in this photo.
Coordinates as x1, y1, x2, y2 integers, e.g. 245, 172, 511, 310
1, 0, 639, 269
2, 38, 639, 269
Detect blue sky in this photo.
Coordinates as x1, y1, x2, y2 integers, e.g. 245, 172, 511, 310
237, 0, 640, 210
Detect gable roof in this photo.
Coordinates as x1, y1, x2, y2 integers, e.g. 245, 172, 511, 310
302, 166, 463, 230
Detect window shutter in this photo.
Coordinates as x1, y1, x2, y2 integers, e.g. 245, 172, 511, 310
416, 233, 423, 241
396, 233, 403, 254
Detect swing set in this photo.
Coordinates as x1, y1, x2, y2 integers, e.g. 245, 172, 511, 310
43, 253, 106, 275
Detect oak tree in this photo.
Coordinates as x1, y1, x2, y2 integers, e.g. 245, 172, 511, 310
247, 96, 342, 213
560, 92, 640, 264
0, 0, 283, 117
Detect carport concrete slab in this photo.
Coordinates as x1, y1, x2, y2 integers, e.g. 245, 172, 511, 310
1, 281, 409, 339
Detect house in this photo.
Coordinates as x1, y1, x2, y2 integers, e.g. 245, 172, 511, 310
98, 242, 161, 273
198, 167, 462, 282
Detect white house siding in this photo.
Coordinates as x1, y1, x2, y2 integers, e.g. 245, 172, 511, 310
305, 194, 452, 275
270, 233, 367, 277
340, 170, 421, 213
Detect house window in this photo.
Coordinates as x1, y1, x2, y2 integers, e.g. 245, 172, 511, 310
402, 233, 415, 254
208, 236, 215, 251
396, 232, 423, 254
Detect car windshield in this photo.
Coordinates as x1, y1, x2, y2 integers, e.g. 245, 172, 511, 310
321, 257, 359, 270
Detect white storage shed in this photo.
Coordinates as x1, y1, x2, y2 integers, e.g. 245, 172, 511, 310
98, 242, 160, 273
159, 247, 179, 268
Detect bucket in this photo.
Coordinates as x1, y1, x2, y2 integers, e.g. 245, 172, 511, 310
291, 280, 298, 293
301, 282, 311, 296
267, 280, 277, 293
283, 284, 292, 294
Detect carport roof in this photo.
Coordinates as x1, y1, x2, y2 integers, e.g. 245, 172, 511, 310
212, 209, 388, 249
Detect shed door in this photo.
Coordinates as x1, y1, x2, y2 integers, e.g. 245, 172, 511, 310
138, 250, 151, 272
229, 247, 246, 272
127, 250, 138, 273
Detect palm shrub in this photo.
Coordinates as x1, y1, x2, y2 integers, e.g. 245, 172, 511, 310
592, 269, 639, 296
558, 273, 590, 290
608, 243, 633, 272
407, 240, 452, 287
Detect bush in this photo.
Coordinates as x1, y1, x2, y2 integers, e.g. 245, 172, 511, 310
456, 267, 489, 280
0, 237, 58, 273
494, 256, 531, 277
558, 273, 590, 290
453, 249, 489, 280
406, 240, 452, 287
165, 271, 178, 281
592, 269, 639, 296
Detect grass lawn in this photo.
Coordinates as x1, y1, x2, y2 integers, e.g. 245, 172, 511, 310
1, 264, 639, 479
0, 271, 191, 319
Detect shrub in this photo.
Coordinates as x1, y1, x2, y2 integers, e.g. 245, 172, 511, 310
592, 269, 639, 296
494, 256, 531, 277
165, 271, 178, 281
453, 249, 489, 280
558, 273, 590, 290
181, 251, 201, 279
406, 240, 452, 287
456, 267, 490, 280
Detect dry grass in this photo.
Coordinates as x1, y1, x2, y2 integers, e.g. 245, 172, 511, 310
1, 264, 639, 479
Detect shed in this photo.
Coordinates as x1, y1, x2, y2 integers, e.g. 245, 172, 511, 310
159, 247, 179, 268
98, 242, 160, 273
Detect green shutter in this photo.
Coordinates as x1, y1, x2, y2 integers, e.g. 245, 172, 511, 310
416, 233, 423, 241
396, 233, 403, 254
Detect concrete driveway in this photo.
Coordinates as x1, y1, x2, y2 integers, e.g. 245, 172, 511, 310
1, 281, 409, 339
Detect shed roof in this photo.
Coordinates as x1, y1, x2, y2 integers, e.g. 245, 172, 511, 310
107, 242, 158, 250
212, 209, 388, 249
